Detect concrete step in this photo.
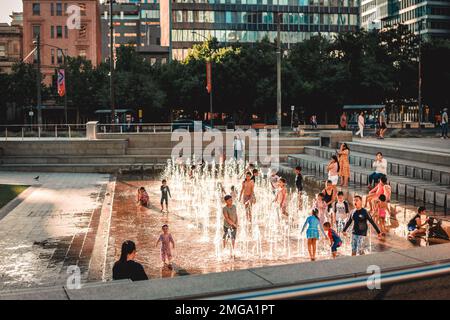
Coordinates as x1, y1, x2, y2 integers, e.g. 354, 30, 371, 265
126, 146, 305, 156
304, 146, 450, 186
0, 163, 166, 173
0, 140, 128, 156
287, 153, 450, 210
0, 155, 169, 165
344, 141, 450, 167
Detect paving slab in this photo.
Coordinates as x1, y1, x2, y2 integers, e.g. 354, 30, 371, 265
0, 286, 68, 300
66, 270, 272, 300
392, 243, 450, 263
248, 251, 422, 286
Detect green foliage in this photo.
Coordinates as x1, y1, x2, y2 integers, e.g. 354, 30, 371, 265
1, 24, 450, 124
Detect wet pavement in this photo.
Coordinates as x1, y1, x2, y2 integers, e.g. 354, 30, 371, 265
105, 173, 421, 280
0, 172, 110, 290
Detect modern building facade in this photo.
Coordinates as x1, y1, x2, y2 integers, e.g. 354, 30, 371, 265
159, 0, 360, 60
361, 0, 450, 39
99, 0, 169, 64
22, 0, 102, 84
0, 14, 23, 74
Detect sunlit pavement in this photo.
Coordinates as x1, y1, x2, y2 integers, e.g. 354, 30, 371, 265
0, 172, 110, 290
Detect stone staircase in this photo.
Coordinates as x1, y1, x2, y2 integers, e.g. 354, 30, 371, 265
287, 144, 450, 210
0, 133, 320, 173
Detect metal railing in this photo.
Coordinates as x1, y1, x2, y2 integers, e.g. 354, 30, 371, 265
0, 124, 87, 140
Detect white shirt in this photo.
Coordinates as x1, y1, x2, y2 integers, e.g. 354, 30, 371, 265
358, 115, 365, 127
373, 158, 387, 175
234, 138, 243, 151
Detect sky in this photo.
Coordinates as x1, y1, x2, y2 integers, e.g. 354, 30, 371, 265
0, 0, 23, 24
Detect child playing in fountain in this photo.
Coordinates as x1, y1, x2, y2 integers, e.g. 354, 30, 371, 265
223, 195, 238, 256
375, 194, 390, 233
323, 222, 342, 259
331, 191, 350, 234
294, 166, 303, 209
230, 186, 238, 202
313, 193, 328, 222
275, 178, 288, 216
301, 208, 327, 261
239, 172, 255, 222
269, 169, 280, 194
155, 224, 175, 268
136, 187, 149, 207
160, 179, 172, 213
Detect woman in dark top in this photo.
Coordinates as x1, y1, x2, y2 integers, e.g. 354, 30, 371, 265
112, 240, 148, 282
407, 207, 428, 240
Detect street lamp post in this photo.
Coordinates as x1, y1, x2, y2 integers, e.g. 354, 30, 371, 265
276, 13, 282, 131
192, 31, 214, 128
36, 35, 42, 126
108, 0, 116, 125
418, 19, 425, 126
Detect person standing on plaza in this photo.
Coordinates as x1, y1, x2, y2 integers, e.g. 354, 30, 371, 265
343, 195, 383, 256
378, 107, 388, 139
222, 195, 238, 255
338, 143, 350, 187
322, 180, 336, 212
155, 224, 176, 268
113, 240, 148, 281
301, 208, 327, 261
441, 108, 448, 139
355, 111, 365, 138
331, 191, 350, 234
311, 115, 318, 129
313, 192, 329, 223
233, 135, 244, 159
368, 152, 387, 188
340, 112, 347, 130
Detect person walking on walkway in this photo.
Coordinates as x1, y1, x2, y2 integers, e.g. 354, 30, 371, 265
355, 112, 365, 138
441, 108, 448, 139
338, 143, 350, 187
378, 108, 388, 139
113, 240, 148, 281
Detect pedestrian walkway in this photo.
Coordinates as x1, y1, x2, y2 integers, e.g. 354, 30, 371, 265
0, 172, 110, 290
353, 137, 450, 154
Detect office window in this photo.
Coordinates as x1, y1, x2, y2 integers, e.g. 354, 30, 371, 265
57, 50, 63, 64
51, 3, 54, 16
65, 26, 68, 38
79, 25, 87, 38
0, 45, 5, 57
51, 26, 54, 38
32, 3, 40, 16
79, 3, 86, 16
78, 49, 86, 58
51, 49, 55, 64
56, 3, 63, 16
32, 25, 41, 39
56, 26, 63, 38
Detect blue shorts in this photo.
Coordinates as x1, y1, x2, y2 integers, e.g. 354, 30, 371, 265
351, 234, 366, 254
331, 241, 342, 253
408, 225, 416, 232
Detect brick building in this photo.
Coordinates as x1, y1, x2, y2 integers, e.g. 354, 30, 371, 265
22, 0, 102, 84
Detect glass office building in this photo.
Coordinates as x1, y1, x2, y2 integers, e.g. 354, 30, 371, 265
361, 0, 450, 39
100, 1, 169, 64
160, 0, 359, 60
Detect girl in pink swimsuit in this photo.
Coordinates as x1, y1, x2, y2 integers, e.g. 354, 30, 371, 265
376, 194, 389, 233
155, 225, 175, 267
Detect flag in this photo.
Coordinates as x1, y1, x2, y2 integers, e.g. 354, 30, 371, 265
57, 69, 66, 97
206, 61, 212, 93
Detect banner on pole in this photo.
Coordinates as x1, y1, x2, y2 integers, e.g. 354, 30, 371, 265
57, 69, 66, 97
206, 61, 212, 93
